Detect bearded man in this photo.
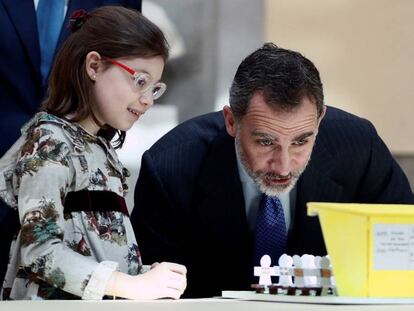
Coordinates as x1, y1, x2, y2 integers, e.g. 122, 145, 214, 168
131, 43, 414, 298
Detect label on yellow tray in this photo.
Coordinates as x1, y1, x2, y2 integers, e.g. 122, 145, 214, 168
373, 224, 414, 270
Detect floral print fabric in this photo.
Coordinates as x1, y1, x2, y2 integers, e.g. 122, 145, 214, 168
0, 113, 141, 300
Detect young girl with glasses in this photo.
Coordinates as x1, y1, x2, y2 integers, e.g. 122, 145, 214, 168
0, 6, 186, 300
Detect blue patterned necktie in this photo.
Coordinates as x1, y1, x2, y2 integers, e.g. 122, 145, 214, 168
254, 194, 287, 266
37, 0, 65, 84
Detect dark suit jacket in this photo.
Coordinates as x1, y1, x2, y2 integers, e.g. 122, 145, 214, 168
0, 0, 141, 288
132, 106, 414, 298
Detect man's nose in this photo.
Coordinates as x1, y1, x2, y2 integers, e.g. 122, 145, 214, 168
269, 148, 290, 176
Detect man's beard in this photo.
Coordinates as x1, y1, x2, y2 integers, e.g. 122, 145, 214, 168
235, 136, 309, 197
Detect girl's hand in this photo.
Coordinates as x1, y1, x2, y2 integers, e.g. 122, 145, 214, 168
135, 262, 187, 299
106, 262, 187, 300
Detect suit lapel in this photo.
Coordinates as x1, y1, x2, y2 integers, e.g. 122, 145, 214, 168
2, 0, 40, 78
291, 129, 344, 254
297, 159, 343, 208
195, 133, 251, 247
297, 121, 344, 206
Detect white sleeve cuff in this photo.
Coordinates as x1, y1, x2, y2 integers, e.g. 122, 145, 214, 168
82, 261, 118, 300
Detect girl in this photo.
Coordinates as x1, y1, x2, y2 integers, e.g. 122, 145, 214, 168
0, 6, 186, 300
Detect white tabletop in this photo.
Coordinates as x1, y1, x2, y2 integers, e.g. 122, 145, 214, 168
2, 298, 414, 311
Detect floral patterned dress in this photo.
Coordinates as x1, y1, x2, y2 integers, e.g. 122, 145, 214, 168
0, 112, 142, 300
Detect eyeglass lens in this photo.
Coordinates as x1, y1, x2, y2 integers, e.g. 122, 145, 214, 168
133, 73, 166, 99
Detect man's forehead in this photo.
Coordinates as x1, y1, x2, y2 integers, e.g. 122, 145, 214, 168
240, 96, 319, 135
245, 92, 318, 115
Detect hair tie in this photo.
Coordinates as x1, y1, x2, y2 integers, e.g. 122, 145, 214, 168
69, 9, 90, 33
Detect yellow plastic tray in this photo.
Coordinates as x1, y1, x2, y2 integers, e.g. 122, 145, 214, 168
308, 202, 414, 297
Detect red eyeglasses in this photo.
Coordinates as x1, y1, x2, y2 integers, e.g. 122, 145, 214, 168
104, 58, 167, 100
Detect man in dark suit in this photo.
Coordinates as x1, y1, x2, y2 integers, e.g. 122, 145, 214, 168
0, 0, 141, 288
131, 43, 414, 298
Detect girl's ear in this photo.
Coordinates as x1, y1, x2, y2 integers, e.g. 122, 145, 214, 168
85, 51, 102, 81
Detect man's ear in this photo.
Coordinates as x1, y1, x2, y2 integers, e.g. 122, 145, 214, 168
223, 106, 237, 137
317, 105, 327, 127
85, 51, 102, 81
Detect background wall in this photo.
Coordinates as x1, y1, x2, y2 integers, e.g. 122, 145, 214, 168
148, 0, 264, 121
265, 0, 414, 155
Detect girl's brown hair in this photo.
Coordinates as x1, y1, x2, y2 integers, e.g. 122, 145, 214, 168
41, 6, 169, 148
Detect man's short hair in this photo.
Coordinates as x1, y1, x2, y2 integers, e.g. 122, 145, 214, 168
229, 43, 324, 119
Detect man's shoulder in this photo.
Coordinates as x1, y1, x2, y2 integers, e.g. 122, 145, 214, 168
323, 105, 370, 123
315, 106, 381, 160
321, 106, 376, 137
140, 111, 231, 185
148, 111, 226, 155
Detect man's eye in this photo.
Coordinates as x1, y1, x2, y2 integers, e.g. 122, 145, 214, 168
259, 139, 273, 146
292, 139, 308, 146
